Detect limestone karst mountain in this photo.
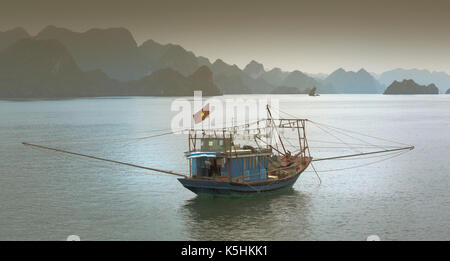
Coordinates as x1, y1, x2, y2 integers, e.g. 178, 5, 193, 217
209, 59, 274, 94
324, 68, 383, 94
270, 86, 304, 94
36, 25, 146, 81
383, 79, 439, 94
306, 72, 328, 80
281, 70, 321, 93
0, 38, 220, 98
2, 25, 445, 97
0, 38, 122, 98
139, 39, 200, 77
209, 59, 251, 94
243, 60, 265, 79
379, 68, 450, 93
128, 66, 221, 96
187, 66, 220, 96
257, 68, 289, 87
197, 56, 212, 67
139, 42, 274, 94
0, 27, 30, 51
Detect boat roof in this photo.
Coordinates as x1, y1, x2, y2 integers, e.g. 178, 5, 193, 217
185, 148, 272, 159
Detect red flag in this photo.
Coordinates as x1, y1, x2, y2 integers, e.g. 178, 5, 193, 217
193, 104, 210, 124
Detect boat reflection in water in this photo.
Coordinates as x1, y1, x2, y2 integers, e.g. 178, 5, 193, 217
180, 189, 312, 240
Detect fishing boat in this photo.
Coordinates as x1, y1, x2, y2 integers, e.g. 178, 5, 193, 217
22, 104, 414, 196
179, 105, 313, 195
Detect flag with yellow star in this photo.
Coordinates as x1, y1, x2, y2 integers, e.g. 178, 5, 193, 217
193, 103, 210, 124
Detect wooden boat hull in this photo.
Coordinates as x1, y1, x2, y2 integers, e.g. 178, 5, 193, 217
178, 160, 310, 195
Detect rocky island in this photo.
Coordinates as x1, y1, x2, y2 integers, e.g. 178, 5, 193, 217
383, 79, 439, 94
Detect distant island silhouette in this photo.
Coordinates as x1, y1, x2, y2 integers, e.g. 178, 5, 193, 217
1, 26, 449, 98
0, 38, 220, 98
384, 79, 439, 95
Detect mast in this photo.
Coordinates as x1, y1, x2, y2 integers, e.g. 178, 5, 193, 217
255, 135, 285, 155
266, 105, 287, 156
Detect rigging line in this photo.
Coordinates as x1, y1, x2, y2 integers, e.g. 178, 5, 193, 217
309, 121, 386, 150
266, 148, 403, 174
268, 104, 410, 148
33, 129, 182, 146
254, 136, 263, 150
30, 131, 182, 157
266, 104, 300, 119
87, 135, 157, 156
28, 144, 173, 178
22, 142, 187, 178
280, 130, 297, 150
310, 122, 363, 154
267, 105, 287, 155
267, 144, 413, 173
70, 132, 162, 156
308, 120, 410, 147
311, 146, 414, 162
310, 162, 322, 184
191, 119, 263, 132
33, 127, 177, 144
305, 149, 410, 173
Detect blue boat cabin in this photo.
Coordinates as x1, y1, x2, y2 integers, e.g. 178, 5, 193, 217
186, 137, 272, 183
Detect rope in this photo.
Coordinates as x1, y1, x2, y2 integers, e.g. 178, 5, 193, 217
310, 122, 363, 154
268, 103, 410, 148
309, 121, 387, 150
308, 120, 410, 147
310, 162, 322, 184
31, 127, 177, 144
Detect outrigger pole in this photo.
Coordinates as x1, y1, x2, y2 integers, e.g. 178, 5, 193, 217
22, 142, 187, 178
311, 146, 414, 162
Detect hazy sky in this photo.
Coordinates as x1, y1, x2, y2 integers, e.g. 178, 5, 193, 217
1, 0, 449, 74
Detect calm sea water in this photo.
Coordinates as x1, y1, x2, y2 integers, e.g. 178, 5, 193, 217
0, 95, 449, 240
